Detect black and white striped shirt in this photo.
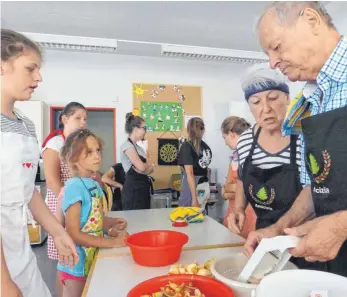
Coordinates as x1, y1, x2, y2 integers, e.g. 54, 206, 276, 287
1, 110, 37, 138
237, 125, 301, 181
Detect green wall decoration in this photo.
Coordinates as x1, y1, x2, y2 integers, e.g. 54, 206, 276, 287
141, 101, 183, 132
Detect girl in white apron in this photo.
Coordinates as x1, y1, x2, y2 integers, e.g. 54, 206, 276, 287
1, 29, 79, 297
42, 102, 87, 297
58, 129, 128, 297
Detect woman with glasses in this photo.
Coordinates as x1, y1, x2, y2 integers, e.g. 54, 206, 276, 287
120, 112, 155, 210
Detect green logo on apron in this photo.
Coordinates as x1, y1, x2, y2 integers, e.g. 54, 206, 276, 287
256, 187, 268, 201
308, 150, 331, 184
249, 184, 275, 206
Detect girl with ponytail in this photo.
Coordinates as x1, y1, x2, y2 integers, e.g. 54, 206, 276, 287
42, 102, 87, 296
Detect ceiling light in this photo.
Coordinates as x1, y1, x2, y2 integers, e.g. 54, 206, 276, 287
21, 32, 118, 53
161, 44, 268, 64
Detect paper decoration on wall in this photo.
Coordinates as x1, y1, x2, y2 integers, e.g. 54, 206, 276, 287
132, 108, 140, 116
146, 85, 168, 99
141, 101, 183, 132
151, 89, 159, 98
173, 85, 181, 92
133, 84, 148, 98
158, 138, 179, 166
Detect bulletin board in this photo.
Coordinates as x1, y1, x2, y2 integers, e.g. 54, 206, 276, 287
132, 83, 202, 189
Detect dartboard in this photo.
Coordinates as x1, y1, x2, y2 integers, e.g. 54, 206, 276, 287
159, 143, 178, 163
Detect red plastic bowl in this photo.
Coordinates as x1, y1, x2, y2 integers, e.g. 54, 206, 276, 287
126, 230, 189, 267
127, 274, 235, 297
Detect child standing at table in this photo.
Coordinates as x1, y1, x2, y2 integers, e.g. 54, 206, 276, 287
221, 116, 256, 239
57, 129, 128, 297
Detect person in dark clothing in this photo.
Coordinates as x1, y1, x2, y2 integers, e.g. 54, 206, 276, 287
120, 113, 154, 210
178, 117, 212, 207
102, 163, 125, 211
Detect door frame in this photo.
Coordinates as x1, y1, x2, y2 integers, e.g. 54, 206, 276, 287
50, 106, 117, 162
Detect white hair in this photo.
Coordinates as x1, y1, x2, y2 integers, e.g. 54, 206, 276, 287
256, 1, 336, 30
241, 63, 288, 94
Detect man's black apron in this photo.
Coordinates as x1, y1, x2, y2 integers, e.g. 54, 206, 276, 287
302, 105, 347, 277
243, 127, 325, 270
121, 139, 151, 210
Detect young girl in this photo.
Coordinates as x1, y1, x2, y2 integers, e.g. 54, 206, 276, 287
42, 102, 87, 297
58, 129, 128, 297
221, 116, 256, 239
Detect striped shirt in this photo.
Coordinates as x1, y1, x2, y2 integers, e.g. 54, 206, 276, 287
299, 36, 347, 185
237, 125, 301, 180
0, 110, 37, 138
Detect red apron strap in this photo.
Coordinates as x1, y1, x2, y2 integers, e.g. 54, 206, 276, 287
42, 130, 65, 148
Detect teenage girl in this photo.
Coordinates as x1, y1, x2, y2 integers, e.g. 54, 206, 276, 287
42, 102, 87, 297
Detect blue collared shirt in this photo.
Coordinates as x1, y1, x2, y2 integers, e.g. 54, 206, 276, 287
299, 36, 347, 185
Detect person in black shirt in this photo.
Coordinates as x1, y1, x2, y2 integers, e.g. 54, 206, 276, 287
178, 117, 212, 207
102, 163, 125, 211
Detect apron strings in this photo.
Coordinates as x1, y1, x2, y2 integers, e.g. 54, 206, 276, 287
23, 204, 36, 228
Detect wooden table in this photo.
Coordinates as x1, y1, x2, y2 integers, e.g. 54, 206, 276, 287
85, 247, 244, 297
98, 208, 245, 258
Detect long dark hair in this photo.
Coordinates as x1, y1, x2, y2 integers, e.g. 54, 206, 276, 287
59, 102, 86, 129
42, 102, 86, 148
125, 112, 144, 134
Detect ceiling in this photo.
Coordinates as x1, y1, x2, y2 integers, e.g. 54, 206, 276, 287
1, 1, 346, 58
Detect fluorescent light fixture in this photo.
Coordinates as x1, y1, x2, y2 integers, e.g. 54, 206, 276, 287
161, 44, 269, 64
21, 32, 117, 53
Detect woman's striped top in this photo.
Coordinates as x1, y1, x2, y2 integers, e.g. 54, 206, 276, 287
237, 125, 302, 181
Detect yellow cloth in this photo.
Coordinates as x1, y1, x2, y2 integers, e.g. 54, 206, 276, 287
170, 207, 204, 223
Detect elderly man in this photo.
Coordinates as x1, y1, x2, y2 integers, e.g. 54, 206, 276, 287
243, 1, 347, 277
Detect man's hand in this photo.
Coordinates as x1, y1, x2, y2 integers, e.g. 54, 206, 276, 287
2, 280, 23, 297
284, 213, 346, 262
53, 231, 79, 269
227, 209, 245, 234
244, 225, 281, 258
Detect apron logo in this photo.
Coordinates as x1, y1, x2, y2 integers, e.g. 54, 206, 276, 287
308, 150, 331, 184
313, 186, 330, 194
249, 184, 275, 206
22, 162, 34, 168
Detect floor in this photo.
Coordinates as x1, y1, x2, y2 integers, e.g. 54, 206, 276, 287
32, 240, 57, 297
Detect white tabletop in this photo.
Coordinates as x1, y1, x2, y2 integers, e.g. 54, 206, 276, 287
99, 208, 244, 257
86, 247, 244, 297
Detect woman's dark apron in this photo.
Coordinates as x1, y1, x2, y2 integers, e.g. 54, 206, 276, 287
121, 139, 151, 210
242, 127, 301, 229
302, 105, 347, 277
242, 127, 325, 270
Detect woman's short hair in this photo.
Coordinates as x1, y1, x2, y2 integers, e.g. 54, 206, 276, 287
241, 63, 289, 101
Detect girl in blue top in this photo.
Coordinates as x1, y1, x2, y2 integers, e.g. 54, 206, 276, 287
57, 129, 128, 297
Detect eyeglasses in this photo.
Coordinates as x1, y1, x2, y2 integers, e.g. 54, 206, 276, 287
137, 125, 147, 131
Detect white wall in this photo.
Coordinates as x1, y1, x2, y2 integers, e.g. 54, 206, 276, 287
32, 51, 303, 183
